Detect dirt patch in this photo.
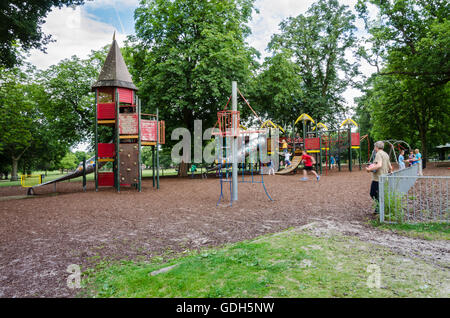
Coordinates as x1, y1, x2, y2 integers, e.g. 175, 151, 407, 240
295, 218, 450, 269
0, 164, 448, 297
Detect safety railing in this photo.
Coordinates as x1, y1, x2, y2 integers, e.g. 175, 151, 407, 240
379, 166, 449, 223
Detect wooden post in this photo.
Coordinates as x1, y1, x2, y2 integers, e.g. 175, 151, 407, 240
95, 89, 98, 192
115, 88, 120, 192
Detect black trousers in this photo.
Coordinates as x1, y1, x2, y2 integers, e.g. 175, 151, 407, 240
370, 181, 379, 212
370, 181, 379, 201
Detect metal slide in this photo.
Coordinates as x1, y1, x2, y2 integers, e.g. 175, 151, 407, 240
28, 155, 106, 194
205, 134, 269, 174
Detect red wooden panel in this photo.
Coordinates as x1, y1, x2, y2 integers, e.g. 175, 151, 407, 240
119, 114, 139, 135
98, 143, 115, 158
351, 133, 360, 146
98, 172, 114, 187
97, 103, 116, 120
305, 137, 320, 150
141, 120, 157, 142
118, 88, 133, 104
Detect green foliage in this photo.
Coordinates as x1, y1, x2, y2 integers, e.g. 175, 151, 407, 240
382, 184, 405, 224
74, 151, 90, 165
250, 52, 303, 126
0, 47, 106, 179
128, 0, 259, 142
37, 50, 107, 144
0, 66, 43, 179
357, 0, 450, 87
0, 0, 85, 68
355, 0, 450, 163
59, 152, 77, 171
142, 147, 173, 169
267, 0, 359, 125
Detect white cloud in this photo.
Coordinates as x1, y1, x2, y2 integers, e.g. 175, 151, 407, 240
27, 6, 128, 70
248, 0, 376, 109
248, 0, 315, 59
83, 0, 140, 9
27, 0, 376, 110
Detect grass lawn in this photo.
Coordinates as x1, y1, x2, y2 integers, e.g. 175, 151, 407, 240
371, 221, 450, 241
81, 228, 449, 298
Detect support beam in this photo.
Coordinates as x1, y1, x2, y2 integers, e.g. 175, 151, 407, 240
156, 108, 160, 189
232, 81, 238, 202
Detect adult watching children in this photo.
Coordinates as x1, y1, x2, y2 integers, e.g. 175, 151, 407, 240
366, 141, 392, 214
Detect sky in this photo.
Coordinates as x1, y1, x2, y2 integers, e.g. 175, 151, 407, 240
27, 0, 377, 110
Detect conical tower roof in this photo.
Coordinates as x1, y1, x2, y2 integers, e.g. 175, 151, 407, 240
92, 34, 137, 91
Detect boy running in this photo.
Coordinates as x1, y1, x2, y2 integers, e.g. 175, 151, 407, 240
300, 149, 320, 181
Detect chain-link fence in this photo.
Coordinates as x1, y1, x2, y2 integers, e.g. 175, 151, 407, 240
379, 166, 449, 223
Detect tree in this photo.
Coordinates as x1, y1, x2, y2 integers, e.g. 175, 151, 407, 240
357, 0, 450, 86
356, 74, 449, 166
356, 0, 450, 166
268, 0, 359, 125
37, 52, 104, 145
356, 0, 450, 88
250, 52, 304, 127
74, 151, 89, 165
131, 0, 258, 133
128, 0, 259, 175
0, 67, 39, 180
59, 152, 77, 172
0, 0, 85, 68
0, 47, 105, 180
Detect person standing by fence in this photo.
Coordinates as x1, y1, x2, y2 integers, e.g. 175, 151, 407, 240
398, 150, 406, 170
415, 149, 423, 176
366, 141, 393, 214
409, 149, 423, 176
408, 151, 415, 167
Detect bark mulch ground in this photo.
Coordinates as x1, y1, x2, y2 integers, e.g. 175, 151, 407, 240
0, 164, 448, 297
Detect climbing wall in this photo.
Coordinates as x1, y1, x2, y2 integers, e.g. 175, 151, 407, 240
119, 143, 139, 185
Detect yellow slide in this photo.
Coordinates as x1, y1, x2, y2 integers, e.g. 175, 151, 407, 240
276, 156, 302, 175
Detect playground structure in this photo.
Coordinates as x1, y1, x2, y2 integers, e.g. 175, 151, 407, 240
368, 139, 412, 165
27, 35, 165, 194
214, 81, 272, 206
276, 114, 362, 175
93, 34, 165, 192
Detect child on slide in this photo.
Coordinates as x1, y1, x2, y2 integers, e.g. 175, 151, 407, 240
300, 149, 320, 181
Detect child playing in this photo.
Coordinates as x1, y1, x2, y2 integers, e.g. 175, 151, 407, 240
414, 149, 423, 176
330, 156, 336, 169
300, 149, 320, 181
284, 151, 292, 168
267, 159, 275, 175
408, 151, 415, 167
398, 150, 406, 170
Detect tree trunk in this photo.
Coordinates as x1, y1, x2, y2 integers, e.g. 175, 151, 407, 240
418, 128, 428, 169
178, 161, 189, 177
11, 157, 19, 181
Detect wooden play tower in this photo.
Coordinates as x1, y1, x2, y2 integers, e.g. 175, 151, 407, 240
91, 34, 165, 192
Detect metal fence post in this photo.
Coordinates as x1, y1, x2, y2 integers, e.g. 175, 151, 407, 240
379, 175, 385, 223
